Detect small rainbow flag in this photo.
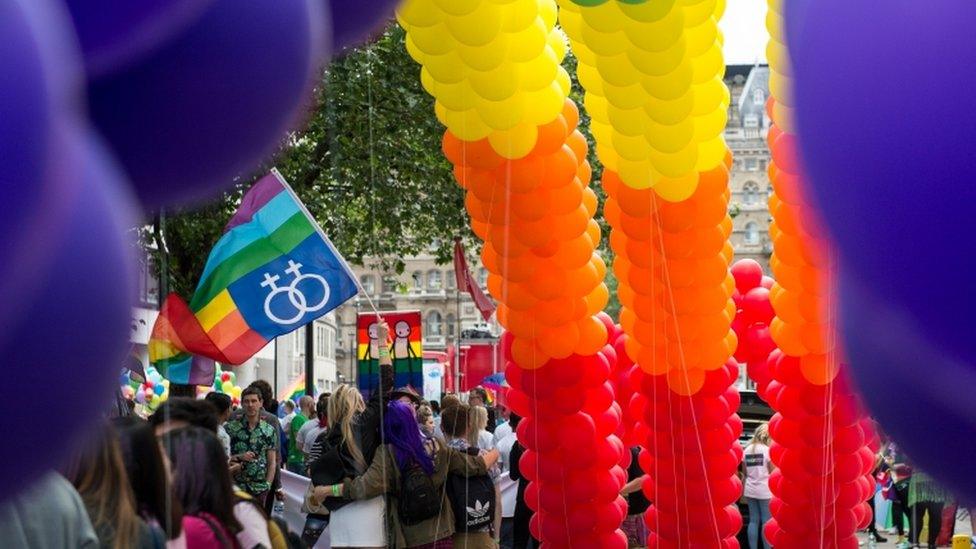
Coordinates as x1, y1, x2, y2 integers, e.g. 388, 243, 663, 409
149, 171, 359, 383
278, 374, 311, 402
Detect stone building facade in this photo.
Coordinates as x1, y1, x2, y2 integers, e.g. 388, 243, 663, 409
726, 64, 773, 274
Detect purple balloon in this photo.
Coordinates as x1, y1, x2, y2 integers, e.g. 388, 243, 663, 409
2, 125, 137, 500
787, 3, 976, 374
0, 0, 87, 341
841, 272, 976, 502
329, 0, 399, 49
87, 0, 330, 208
62, 0, 216, 76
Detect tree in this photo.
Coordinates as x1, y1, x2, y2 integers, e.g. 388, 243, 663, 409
143, 25, 470, 298
142, 24, 620, 321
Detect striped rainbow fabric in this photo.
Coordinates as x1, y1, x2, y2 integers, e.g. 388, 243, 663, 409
149, 171, 359, 384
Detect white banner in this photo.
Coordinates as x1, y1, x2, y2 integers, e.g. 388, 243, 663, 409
280, 470, 330, 548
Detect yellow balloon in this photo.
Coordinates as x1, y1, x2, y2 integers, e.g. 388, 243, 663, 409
488, 122, 538, 159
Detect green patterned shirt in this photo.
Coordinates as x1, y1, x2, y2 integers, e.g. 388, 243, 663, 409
226, 416, 276, 495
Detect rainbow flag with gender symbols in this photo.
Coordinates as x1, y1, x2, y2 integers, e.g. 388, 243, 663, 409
149, 170, 359, 384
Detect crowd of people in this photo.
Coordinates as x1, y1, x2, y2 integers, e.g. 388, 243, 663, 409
6, 318, 970, 549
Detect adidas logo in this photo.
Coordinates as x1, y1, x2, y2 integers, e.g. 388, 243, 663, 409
466, 500, 490, 519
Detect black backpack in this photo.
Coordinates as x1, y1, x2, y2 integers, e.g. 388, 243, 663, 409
446, 447, 496, 534
397, 454, 441, 525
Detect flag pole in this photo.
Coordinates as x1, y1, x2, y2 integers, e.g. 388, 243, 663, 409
305, 323, 315, 398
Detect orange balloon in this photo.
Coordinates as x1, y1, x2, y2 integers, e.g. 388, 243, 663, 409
637, 346, 670, 375
537, 324, 578, 360
503, 156, 545, 194
550, 205, 590, 241
576, 315, 609, 355
668, 367, 706, 396
548, 180, 584, 214
567, 132, 588, 171
581, 187, 598, 217
561, 99, 580, 132
770, 317, 808, 357
585, 283, 610, 314
511, 338, 547, 370
799, 353, 840, 386
533, 114, 568, 155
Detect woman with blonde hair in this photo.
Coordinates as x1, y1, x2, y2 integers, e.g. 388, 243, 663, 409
467, 404, 494, 451
305, 322, 396, 548
742, 423, 774, 549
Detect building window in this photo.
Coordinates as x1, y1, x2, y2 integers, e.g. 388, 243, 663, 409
138, 257, 160, 308
427, 269, 442, 290
360, 274, 375, 295
412, 271, 424, 290
743, 181, 760, 205
382, 275, 398, 294
744, 222, 760, 245
446, 314, 456, 336
315, 324, 335, 358
744, 157, 758, 171
744, 115, 759, 128
446, 270, 456, 289
477, 268, 488, 286
753, 88, 765, 105
426, 310, 443, 336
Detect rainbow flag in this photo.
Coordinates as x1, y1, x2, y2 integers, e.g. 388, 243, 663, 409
278, 374, 310, 402
149, 170, 359, 383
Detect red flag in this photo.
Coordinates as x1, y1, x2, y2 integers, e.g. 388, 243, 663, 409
453, 239, 495, 322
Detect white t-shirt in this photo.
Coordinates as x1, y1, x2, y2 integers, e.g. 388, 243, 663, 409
743, 443, 772, 500
477, 430, 494, 452
493, 421, 513, 446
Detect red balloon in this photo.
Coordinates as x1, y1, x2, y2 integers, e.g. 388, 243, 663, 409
761, 276, 775, 289
743, 323, 776, 364
221, 372, 231, 382
741, 287, 775, 325
731, 259, 764, 293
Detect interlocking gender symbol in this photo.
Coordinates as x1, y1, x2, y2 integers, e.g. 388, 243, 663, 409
261, 260, 331, 325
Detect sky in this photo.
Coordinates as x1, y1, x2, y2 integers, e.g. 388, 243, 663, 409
720, 0, 768, 65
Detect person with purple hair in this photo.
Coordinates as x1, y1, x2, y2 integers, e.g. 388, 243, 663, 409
313, 400, 501, 548
162, 427, 242, 548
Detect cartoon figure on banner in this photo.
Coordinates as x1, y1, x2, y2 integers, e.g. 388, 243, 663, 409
358, 311, 423, 397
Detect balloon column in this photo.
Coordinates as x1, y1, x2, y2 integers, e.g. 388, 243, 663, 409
609, 329, 644, 448
785, 1, 976, 500
398, 1, 625, 544
558, 0, 730, 201
561, 1, 742, 545
730, 259, 776, 397
761, 3, 876, 547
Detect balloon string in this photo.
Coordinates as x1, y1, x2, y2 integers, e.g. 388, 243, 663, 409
650, 191, 723, 546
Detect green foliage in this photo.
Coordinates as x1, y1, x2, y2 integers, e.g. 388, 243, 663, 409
143, 25, 619, 323
143, 26, 471, 298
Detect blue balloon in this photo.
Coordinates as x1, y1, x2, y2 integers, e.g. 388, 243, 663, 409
154, 383, 166, 396
87, 0, 330, 208
3, 126, 137, 501
62, 0, 215, 76
787, 1, 976, 370
0, 0, 85, 338
329, 0, 400, 49
841, 272, 976, 502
